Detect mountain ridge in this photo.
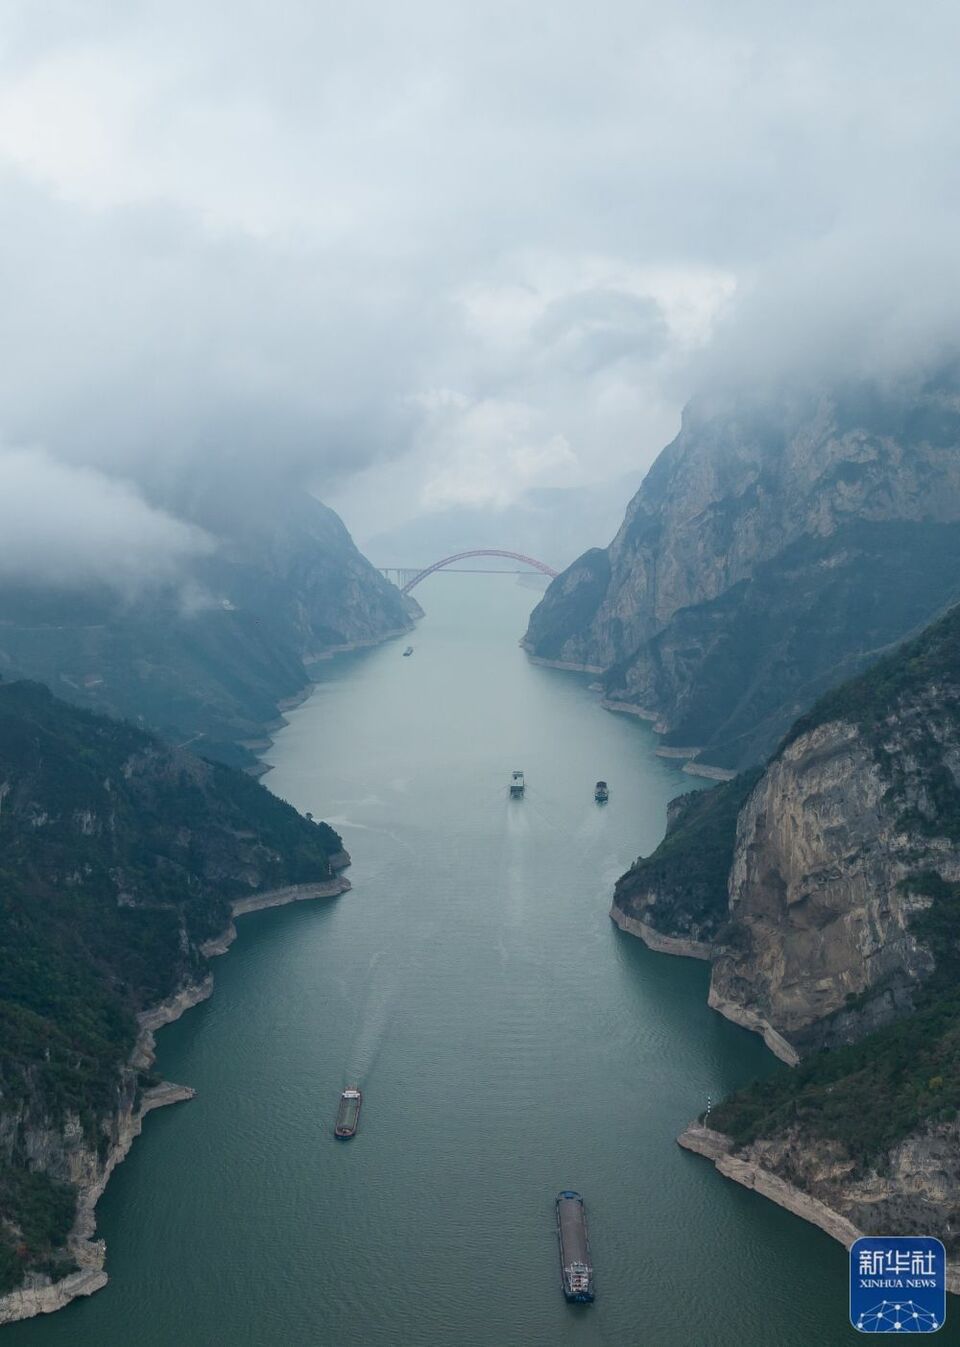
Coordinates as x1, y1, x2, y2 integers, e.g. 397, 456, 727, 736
0, 679, 348, 1317
609, 600, 960, 1267
524, 377, 960, 770
0, 489, 416, 771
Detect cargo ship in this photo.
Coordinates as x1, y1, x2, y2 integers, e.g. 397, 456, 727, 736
556, 1190, 594, 1302
334, 1087, 362, 1138
594, 780, 609, 803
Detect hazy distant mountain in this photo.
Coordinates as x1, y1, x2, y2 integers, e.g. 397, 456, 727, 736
0, 490, 414, 769
524, 375, 960, 770
361, 473, 644, 572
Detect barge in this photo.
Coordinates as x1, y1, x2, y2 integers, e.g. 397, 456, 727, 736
334, 1087, 362, 1138
509, 769, 525, 798
594, 780, 609, 803
556, 1190, 594, 1302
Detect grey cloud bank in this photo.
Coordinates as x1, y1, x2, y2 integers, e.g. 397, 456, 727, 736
0, 0, 957, 574
0, 447, 212, 593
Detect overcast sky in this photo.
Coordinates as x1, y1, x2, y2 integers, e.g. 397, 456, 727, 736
0, 0, 958, 578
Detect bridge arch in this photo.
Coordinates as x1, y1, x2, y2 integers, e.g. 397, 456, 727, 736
399, 549, 559, 594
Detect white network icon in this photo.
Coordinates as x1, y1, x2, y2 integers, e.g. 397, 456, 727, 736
855, 1299, 941, 1333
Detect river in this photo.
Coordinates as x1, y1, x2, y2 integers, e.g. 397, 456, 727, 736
9, 575, 865, 1346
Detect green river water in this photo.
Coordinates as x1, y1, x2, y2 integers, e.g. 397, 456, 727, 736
8, 575, 868, 1346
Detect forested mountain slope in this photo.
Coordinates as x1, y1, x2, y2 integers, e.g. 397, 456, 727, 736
0, 680, 345, 1306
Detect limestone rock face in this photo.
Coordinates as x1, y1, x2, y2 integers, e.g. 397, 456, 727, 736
709, 674, 960, 1056
524, 379, 960, 770
679, 1123, 960, 1295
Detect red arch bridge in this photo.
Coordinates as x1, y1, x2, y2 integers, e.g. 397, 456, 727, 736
379, 550, 559, 595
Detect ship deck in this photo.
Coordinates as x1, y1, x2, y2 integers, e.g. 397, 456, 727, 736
335, 1096, 361, 1132
557, 1195, 590, 1266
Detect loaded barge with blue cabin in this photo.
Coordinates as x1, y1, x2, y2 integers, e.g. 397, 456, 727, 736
334, 1087, 362, 1138
556, 1190, 594, 1302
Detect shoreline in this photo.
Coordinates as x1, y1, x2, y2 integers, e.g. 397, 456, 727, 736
706, 985, 800, 1066
683, 761, 736, 781
305, 623, 415, 665
250, 625, 416, 778
677, 1125, 960, 1297
609, 902, 801, 1063
529, 659, 739, 781
609, 902, 713, 961
200, 872, 352, 958
599, 697, 663, 725
0, 863, 352, 1326
520, 646, 606, 674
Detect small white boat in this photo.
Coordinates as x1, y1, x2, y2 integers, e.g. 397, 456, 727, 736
403, 646, 414, 656
510, 770, 525, 797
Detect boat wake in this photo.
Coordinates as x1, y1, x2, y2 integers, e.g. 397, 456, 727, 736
323, 816, 418, 854
344, 953, 398, 1082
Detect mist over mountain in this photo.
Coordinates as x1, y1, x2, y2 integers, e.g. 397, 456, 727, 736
362, 474, 643, 572
0, 487, 414, 770
524, 371, 960, 771
1, 2, 959, 589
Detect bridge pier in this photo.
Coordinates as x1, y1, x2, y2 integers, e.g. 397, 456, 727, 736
380, 568, 420, 589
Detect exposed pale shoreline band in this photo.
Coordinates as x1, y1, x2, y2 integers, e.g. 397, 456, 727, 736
0, 862, 351, 1326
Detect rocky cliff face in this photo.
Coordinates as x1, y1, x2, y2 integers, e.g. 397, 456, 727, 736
619, 599, 960, 1063
613, 602, 960, 1259
0, 680, 344, 1309
679, 1123, 960, 1292
711, 734, 936, 1059
710, 617, 960, 1060
610, 772, 759, 954
0, 489, 414, 770
525, 376, 960, 770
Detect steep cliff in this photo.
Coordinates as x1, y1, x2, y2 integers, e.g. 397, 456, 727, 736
610, 771, 759, 955
612, 602, 960, 1260
0, 489, 414, 770
524, 377, 960, 770
710, 603, 960, 1061
0, 680, 346, 1310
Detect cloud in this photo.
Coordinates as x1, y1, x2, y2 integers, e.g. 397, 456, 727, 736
0, 447, 212, 593
0, 1, 957, 552
418, 396, 578, 510
694, 214, 960, 395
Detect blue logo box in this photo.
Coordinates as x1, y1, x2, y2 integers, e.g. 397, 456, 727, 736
850, 1236, 946, 1333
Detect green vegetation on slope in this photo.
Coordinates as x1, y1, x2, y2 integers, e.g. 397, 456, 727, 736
0, 1170, 76, 1295
711, 606, 960, 1178
784, 596, 960, 752
522, 548, 610, 661
709, 872, 960, 1183
0, 679, 341, 1290
614, 769, 761, 941
636, 520, 960, 771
